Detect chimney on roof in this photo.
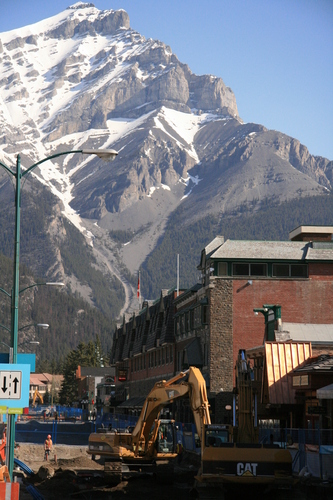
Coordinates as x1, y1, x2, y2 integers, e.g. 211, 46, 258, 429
289, 225, 333, 242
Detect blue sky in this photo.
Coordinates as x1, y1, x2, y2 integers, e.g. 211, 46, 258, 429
1, 0, 332, 159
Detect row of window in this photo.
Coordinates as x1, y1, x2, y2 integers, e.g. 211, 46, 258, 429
131, 346, 174, 372
217, 262, 308, 278
175, 305, 208, 335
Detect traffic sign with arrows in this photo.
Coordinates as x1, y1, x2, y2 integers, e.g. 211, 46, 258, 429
0, 364, 30, 408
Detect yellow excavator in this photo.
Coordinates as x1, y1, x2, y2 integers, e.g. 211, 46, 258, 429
195, 350, 294, 496
87, 366, 222, 483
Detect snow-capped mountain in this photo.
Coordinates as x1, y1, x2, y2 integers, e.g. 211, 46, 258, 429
0, 3, 331, 315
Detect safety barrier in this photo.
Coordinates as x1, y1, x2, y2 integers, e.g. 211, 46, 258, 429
0, 483, 20, 500
15, 416, 333, 480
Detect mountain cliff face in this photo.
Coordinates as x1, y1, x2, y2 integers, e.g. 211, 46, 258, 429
0, 3, 331, 315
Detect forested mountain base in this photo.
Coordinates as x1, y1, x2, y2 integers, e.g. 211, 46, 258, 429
141, 193, 333, 298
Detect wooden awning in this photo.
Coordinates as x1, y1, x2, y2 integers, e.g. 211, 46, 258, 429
264, 342, 312, 404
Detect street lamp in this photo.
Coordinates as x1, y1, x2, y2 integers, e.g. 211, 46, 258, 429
0, 147, 118, 478
1, 340, 40, 350
0, 323, 49, 360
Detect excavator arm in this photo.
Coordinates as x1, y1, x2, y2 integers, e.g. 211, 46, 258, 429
234, 349, 258, 443
32, 390, 44, 405
131, 366, 211, 454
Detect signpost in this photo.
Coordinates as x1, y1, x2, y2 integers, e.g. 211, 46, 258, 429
0, 364, 30, 408
0, 406, 23, 415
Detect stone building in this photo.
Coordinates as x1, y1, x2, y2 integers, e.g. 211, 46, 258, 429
110, 290, 177, 413
111, 225, 333, 424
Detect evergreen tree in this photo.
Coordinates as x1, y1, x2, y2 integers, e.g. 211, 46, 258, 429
59, 340, 102, 405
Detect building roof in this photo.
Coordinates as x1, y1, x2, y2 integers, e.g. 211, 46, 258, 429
204, 236, 225, 258
289, 225, 333, 241
30, 373, 63, 385
293, 354, 333, 374
277, 323, 333, 344
209, 239, 333, 261
305, 244, 333, 260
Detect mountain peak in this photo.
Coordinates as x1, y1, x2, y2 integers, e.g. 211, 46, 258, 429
0, 5, 330, 315
68, 2, 96, 10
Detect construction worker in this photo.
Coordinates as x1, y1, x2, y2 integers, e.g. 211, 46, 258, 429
176, 440, 183, 463
44, 434, 53, 461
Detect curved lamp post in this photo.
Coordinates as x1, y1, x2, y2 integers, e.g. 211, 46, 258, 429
0, 147, 118, 478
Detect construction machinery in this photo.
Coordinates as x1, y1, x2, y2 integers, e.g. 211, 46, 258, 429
195, 349, 293, 495
88, 359, 293, 493
87, 366, 224, 483
32, 390, 43, 406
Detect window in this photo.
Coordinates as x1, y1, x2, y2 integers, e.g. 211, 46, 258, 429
185, 312, 190, 332
250, 263, 267, 276
233, 263, 267, 277
175, 317, 180, 336
194, 307, 201, 328
202, 305, 208, 324
217, 262, 228, 276
233, 263, 249, 276
203, 343, 209, 366
291, 265, 308, 278
272, 264, 289, 277
190, 310, 194, 329
177, 351, 182, 371
273, 264, 308, 278
293, 375, 309, 386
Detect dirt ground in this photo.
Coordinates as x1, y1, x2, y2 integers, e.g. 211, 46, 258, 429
11, 444, 333, 500
13, 443, 196, 500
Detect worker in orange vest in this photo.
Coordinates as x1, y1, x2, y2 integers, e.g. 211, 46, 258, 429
0, 427, 6, 464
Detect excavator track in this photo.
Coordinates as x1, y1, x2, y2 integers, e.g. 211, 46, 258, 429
104, 461, 122, 484
155, 460, 175, 484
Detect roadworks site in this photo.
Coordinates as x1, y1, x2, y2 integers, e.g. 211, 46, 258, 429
10, 442, 333, 500
14, 442, 200, 500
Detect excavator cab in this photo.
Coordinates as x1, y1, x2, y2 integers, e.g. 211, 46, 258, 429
205, 424, 231, 447
157, 420, 177, 453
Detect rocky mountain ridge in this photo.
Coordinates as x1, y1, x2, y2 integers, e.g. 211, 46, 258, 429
0, 3, 331, 316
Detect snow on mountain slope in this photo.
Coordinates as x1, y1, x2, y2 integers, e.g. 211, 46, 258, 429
0, 3, 330, 314
0, 4, 207, 234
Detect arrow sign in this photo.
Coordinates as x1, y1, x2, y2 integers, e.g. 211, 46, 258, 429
0, 364, 30, 408
13, 377, 19, 394
2, 376, 8, 394
0, 370, 22, 400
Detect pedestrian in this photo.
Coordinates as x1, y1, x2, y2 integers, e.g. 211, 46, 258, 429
176, 440, 183, 463
44, 434, 53, 461
54, 410, 58, 422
